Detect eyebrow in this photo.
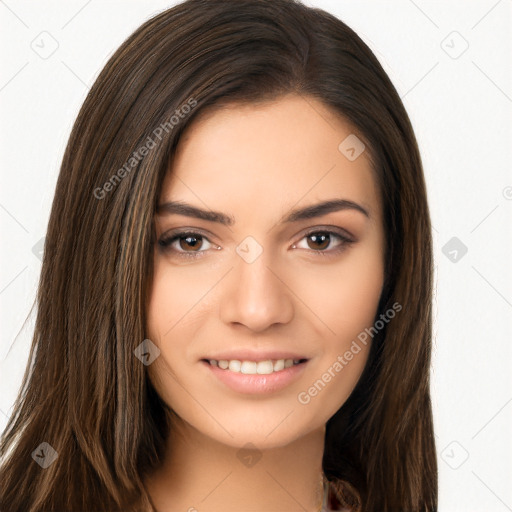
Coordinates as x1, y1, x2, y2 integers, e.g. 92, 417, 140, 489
156, 199, 369, 226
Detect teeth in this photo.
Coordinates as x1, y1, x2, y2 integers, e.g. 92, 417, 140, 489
228, 360, 241, 372
209, 358, 304, 374
273, 359, 285, 372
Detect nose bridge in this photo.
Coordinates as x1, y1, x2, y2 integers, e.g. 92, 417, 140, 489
219, 241, 294, 332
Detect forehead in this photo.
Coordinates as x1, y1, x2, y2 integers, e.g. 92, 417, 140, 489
161, 94, 380, 223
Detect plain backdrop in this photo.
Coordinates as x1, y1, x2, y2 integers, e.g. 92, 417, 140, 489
1, 1, 511, 511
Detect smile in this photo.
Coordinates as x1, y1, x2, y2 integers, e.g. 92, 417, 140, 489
202, 359, 309, 394
203, 358, 307, 375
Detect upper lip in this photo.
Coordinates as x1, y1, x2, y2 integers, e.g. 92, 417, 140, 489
202, 350, 309, 362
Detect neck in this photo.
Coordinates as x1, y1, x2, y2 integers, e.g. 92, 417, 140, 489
145, 418, 326, 512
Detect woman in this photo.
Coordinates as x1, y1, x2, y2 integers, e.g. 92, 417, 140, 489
0, 0, 437, 510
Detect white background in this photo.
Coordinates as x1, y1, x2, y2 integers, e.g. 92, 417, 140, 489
1, 1, 511, 510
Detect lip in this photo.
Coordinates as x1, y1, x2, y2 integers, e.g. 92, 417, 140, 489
201, 350, 309, 363
202, 359, 308, 394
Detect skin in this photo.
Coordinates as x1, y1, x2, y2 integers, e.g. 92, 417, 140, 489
144, 93, 385, 512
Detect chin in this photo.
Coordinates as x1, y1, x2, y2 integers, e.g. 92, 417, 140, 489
191, 412, 318, 451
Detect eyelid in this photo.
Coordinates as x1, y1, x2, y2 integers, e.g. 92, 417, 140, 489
160, 226, 217, 239
300, 225, 355, 241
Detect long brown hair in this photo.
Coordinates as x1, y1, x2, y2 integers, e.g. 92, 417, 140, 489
0, 0, 437, 510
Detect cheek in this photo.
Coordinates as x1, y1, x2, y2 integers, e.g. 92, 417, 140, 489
336, 257, 384, 340
145, 264, 193, 400
145, 259, 219, 388
145, 263, 200, 410
293, 242, 384, 345
293, 242, 383, 394
294, 253, 383, 415
146, 268, 175, 342
146, 258, 212, 341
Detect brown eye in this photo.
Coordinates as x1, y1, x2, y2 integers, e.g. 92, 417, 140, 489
158, 231, 215, 257
176, 234, 203, 252
294, 229, 354, 257
306, 232, 331, 251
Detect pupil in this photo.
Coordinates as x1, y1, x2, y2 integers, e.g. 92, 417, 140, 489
309, 233, 329, 250
181, 235, 201, 251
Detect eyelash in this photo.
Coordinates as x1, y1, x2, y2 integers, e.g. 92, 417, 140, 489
157, 227, 354, 260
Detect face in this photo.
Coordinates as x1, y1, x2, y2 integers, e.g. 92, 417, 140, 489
146, 93, 385, 449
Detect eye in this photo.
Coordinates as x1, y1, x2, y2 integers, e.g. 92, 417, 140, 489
158, 230, 217, 258
293, 229, 354, 257
157, 227, 354, 260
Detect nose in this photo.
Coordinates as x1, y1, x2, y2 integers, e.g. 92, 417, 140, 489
219, 250, 294, 333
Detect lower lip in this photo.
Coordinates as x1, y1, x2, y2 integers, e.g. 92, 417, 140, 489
202, 360, 308, 394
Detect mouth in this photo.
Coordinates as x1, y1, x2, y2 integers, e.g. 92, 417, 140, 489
201, 358, 309, 375
201, 358, 310, 394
